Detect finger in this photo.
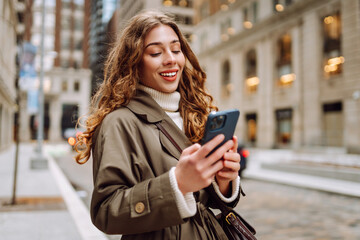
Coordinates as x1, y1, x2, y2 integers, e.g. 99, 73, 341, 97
230, 136, 238, 152
207, 139, 234, 165
223, 160, 241, 172
223, 152, 240, 163
217, 170, 238, 179
196, 134, 225, 159
203, 159, 224, 179
182, 143, 201, 155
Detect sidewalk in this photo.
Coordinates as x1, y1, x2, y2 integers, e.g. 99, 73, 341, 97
243, 148, 360, 197
0, 143, 107, 240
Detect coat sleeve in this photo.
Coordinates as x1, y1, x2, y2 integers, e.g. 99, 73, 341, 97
90, 113, 185, 235
197, 180, 241, 210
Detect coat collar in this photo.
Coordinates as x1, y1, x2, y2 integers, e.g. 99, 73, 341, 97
126, 89, 166, 123
126, 89, 192, 159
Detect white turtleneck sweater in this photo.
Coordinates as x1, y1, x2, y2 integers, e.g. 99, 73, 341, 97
138, 84, 240, 219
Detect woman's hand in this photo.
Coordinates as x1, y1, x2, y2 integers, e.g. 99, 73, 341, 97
215, 136, 240, 197
174, 134, 235, 195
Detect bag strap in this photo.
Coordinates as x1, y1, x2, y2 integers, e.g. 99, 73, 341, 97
155, 122, 183, 153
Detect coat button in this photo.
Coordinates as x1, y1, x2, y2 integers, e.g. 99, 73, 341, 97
135, 202, 145, 214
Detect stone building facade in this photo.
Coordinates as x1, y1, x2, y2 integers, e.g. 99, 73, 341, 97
192, 0, 360, 152
0, 0, 22, 150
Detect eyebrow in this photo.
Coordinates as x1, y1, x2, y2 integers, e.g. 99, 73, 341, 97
144, 39, 180, 49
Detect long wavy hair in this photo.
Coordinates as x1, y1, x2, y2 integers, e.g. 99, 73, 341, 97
75, 10, 217, 164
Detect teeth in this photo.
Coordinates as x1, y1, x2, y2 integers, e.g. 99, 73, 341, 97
160, 72, 176, 77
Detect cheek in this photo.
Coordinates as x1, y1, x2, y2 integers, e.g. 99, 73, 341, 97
143, 58, 158, 75
178, 54, 186, 69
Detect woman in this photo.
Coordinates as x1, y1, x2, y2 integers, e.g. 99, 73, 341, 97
75, 10, 241, 239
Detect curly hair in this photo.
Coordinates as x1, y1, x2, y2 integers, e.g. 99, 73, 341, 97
75, 10, 217, 164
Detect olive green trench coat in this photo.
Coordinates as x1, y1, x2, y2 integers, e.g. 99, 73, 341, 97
90, 89, 240, 239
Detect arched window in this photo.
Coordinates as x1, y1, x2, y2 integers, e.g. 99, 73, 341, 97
245, 49, 259, 93
323, 12, 343, 77
277, 33, 295, 86
221, 60, 232, 97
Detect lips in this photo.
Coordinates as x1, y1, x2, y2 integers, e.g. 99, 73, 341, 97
159, 70, 178, 82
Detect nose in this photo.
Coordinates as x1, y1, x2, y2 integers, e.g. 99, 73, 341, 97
163, 50, 176, 65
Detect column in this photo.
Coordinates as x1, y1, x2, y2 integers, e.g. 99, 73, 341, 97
302, 11, 322, 146
291, 25, 303, 148
257, 38, 275, 148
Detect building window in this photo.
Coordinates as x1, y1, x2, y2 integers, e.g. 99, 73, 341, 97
61, 35, 70, 50
61, 59, 70, 68
323, 12, 343, 77
74, 81, 80, 92
276, 108, 292, 145
220, 18, 233, 42
243, 1, 257, 29
62, 0, 71, 9
219, 0, 229, 11
62, 80, 68, 92
75, 18, 83, 31
276, 33, 295, 86
221, 60, 232, 97
245, 49, 259, 93
75, 39, 83, 50
163, 0, 192, 8
322, 102, 343, 146
74, 0, 84, 10
61, 104, 79, 139
246, 113, 257, 145
199, 1, 209, 21
61, 15, 71, 30
273, 0, 293, 12
174, 15, 193, 25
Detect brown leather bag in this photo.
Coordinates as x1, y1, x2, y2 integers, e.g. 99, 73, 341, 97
206, 186, 257, 240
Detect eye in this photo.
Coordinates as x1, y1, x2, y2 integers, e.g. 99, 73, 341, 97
150, 53, 161, 57
172, 50, 181, 54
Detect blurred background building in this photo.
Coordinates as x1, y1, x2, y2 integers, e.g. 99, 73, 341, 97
1, 0, 360, 155
0, 0, 22, 151
192, 0, 360, 153
88, 0, 119, 95
16, 0, 91, 142
117, 0, 194, 40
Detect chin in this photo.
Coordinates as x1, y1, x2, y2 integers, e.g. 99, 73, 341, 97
161, 88, 177, 93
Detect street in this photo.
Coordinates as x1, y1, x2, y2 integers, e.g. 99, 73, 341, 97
56, 151, 360, 240
235, 179, 360, 240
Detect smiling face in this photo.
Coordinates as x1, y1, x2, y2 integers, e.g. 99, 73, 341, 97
140, 24, 186, 93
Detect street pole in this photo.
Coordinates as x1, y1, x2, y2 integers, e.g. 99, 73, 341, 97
30, 0, 47, 169
10, 52, 21, 205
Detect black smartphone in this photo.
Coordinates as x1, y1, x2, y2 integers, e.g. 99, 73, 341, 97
201, 109, 240, 155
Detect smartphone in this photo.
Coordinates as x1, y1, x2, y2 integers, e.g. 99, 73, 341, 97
201, 109, 240, 155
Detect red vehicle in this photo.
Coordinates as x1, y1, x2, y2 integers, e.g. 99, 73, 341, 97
237, 144, 249, 177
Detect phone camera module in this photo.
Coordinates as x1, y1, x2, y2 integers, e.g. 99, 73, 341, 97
217, 116, 224, 126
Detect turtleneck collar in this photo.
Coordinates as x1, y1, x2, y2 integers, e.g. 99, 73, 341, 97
137, 84, 180, 112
